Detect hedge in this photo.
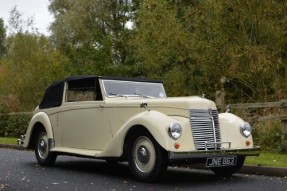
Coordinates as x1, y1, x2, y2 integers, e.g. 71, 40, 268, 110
0, 114, 31, 137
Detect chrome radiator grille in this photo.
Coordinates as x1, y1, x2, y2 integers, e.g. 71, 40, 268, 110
189, 109, 221, 150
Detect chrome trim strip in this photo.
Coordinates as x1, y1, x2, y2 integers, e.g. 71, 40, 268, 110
168, 147, 260, 160
204, 141, 231, 149
209, 108, 217, 147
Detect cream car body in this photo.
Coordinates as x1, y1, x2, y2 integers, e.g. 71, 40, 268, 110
19, 76, 260, 182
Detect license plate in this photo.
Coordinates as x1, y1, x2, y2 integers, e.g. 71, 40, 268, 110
206, 156, 237, 167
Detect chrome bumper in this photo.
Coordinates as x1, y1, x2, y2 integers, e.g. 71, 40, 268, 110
168, 146, 260, 160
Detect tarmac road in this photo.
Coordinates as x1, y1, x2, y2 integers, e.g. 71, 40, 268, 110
0, 148, 287, 191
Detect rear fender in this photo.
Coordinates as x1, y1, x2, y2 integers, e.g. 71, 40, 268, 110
23, 112, 53, 148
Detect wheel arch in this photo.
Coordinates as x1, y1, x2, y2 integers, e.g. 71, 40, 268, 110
27, 122, 46, 149
123, 125, 157, 158
98, 110, 176, 158
121, 110, 178, 157
24, 112, 54, 149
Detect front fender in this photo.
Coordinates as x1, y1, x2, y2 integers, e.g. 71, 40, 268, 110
98, 110, 178, 157
219, 113, 254, 148
23, 112, 54, 148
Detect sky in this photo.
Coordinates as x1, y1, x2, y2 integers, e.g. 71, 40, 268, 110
0, 0, 53, 35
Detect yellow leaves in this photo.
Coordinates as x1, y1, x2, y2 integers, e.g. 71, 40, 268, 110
0, 33, 67, 110
234, 45, 280, 75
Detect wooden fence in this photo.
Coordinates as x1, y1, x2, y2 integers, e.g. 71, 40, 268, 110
1, 99, 287, 149
1, 99, 287, 127
216, 99, 287, 121
216, 96, 287, 150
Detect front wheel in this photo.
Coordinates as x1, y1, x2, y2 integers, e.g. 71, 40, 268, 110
35, 132, 57, 166
128, 132, 167, 182
210, 156, 245, 177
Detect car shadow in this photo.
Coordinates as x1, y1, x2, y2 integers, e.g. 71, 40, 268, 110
54, 156, 134, 179
27, 155, 249, 185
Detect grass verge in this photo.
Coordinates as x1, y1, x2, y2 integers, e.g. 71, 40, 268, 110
246, 152, 287, 168
0, 137, 18, 145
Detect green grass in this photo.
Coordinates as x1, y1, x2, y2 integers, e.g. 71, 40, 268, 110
246, 152, 287, 167
0, 137, 18, 145
0, 137, 286, 168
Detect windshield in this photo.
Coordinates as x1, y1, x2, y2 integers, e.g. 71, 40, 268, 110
102, 79, 166, 98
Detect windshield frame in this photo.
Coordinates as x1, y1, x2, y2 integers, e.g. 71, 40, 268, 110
102, 79, 166, 98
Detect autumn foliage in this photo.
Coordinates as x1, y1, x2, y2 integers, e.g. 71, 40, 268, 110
0, 0, 287, 111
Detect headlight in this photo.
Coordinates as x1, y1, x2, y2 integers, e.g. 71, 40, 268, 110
240, 122, 252, 138
168, 123, 182, 140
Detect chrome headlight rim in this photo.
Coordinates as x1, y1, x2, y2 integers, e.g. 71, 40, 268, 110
240, 122, 252, 138
168, 123, 182, 140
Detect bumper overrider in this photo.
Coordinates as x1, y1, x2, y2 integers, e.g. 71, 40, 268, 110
17, 135, 25, 146
168, 146, 260, 161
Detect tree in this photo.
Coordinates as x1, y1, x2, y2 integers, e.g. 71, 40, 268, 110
48, 0, 287, 102
8, 6, 38, 34
131, 0, 287, 101
0, 8, 68, 111
0, 18, 6, 57
0, 33, 68, 110
49, 0, 136, 75
130, 0, 199, 96
183, 0, 287, 102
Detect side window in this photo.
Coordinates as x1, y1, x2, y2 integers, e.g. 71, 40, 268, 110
66, 78, 102, 102
67, 87, 96, 102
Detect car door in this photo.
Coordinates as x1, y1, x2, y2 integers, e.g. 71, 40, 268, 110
58, 77, 112, 151
59, 102, 112, 150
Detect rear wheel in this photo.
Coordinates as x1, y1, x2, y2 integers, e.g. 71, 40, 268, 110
210, 156, 245, 177
127, 131, 167, 182
35, 132, 57, 166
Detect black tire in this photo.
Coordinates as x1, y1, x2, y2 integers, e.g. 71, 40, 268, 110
127, 131, 167, 182
35, 132, 57, 166
210, 156, 245, 177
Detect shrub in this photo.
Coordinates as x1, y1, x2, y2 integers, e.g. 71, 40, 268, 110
0, 115, 9, 137
252, 121, 286, 153
0, 114, 31, 137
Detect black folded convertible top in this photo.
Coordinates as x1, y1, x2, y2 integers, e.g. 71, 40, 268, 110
39, 76, 98, 109
39, 80, 65, 109
39, 75, 162, 109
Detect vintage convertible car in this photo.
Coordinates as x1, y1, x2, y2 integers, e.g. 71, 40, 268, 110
18, 75, 260, 182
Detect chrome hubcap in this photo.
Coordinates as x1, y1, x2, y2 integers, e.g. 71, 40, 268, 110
38, 133, 48, 159
137, 146, 150, 164
133, 136, 156, 173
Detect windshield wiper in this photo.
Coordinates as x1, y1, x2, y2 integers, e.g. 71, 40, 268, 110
133, 93, 154, 98
108, 92, 154, 98
108, 93, 124, 97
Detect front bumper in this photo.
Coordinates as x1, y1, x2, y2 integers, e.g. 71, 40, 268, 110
168, 146, 260, 161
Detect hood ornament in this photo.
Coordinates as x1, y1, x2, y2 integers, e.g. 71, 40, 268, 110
201, 94, 205, 98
